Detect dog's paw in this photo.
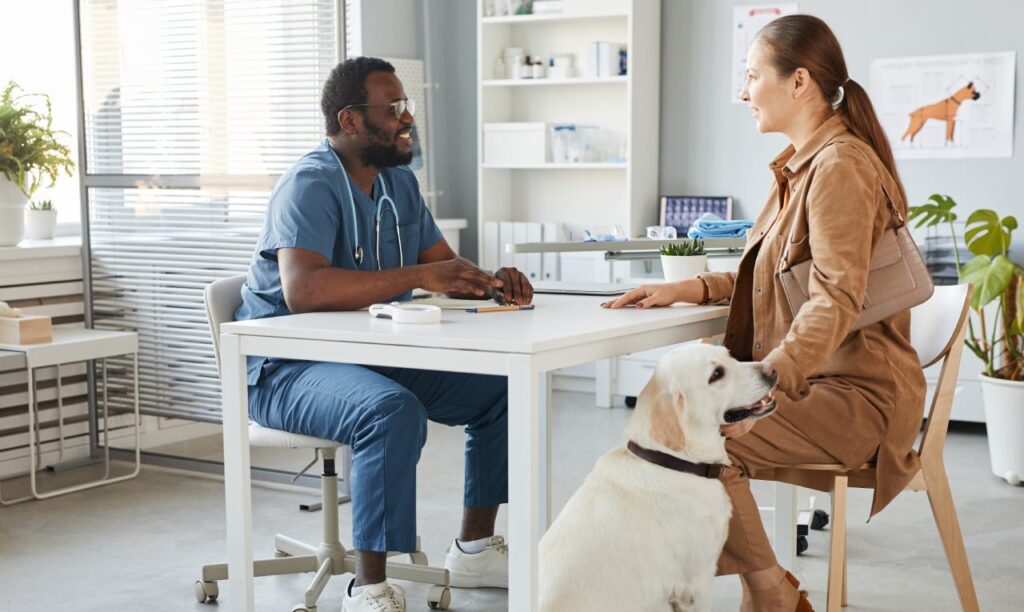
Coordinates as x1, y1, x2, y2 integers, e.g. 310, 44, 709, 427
669, 589, 697, 612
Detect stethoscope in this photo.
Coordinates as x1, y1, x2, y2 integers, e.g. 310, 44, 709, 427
326, 140, 404, 269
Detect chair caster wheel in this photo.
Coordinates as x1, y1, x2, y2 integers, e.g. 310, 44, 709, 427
796, 535, 808, 556
409, 551, 429, 565
427, 585, 451, 610
194, 580, 219, 603
625, 396, 637, 408
811, 509, 830, 530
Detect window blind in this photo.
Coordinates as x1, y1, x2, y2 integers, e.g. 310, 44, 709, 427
79, 0, 339, 421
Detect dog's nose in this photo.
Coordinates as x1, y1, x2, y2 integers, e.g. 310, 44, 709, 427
761, 363, 778, 385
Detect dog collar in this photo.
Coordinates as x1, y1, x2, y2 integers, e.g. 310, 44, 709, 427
627, 441, 724, 479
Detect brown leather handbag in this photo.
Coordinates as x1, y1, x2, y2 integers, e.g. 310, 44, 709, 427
778, 199, 934, 332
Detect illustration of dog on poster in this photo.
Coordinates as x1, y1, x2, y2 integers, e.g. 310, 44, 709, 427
901, 79, 982, 145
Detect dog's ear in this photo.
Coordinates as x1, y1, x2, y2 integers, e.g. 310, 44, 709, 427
638, 376, 686, 452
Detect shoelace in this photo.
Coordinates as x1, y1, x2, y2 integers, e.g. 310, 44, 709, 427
368, 586, 403, 611
490, 535, 509, 555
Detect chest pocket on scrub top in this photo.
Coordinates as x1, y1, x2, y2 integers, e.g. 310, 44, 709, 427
377, 218, 420, 270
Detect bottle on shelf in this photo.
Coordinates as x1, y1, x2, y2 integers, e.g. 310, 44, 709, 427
531, 60, 546, 79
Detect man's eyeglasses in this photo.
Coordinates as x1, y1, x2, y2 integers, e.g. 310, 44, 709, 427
342, 98, 416, 120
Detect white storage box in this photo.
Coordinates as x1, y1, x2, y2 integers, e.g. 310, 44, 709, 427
483, 122, 547, 166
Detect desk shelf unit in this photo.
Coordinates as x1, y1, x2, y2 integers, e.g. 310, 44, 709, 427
476, 0, 661, 274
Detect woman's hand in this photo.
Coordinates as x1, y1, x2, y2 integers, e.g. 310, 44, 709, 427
720, 420, 756, 439
601, 278, 705, 309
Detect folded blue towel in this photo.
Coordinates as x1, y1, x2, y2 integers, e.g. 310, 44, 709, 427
687, 213, 753, 239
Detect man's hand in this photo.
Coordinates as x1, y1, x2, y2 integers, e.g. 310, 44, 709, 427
492, 267, 533, 305
421, 258, 504, 297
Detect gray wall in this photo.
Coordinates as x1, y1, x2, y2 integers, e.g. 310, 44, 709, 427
423, 0, 480, 260
360, 0, 480, 259
360, 0, 422, 58
662, 0, 1024, 227
417, 0, 1024, 262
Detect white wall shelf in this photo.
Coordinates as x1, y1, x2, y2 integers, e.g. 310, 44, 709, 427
482, 76, 628, 87
482, 12, 627, 25
477, 0, 661, 399
482, 162, 627, 170
477, 0, 661, 266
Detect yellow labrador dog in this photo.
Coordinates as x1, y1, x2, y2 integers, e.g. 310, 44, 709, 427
539, 344, 778, 612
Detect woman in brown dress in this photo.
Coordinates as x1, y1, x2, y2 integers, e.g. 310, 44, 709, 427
604, 15, 925, 612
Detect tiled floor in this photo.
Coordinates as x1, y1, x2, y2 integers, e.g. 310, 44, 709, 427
1, 390, 1021, 611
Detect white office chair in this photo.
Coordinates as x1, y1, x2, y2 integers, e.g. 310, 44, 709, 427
195, 274, 451, 611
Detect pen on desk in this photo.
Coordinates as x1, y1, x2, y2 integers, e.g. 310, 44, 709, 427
468, 304, 535, 313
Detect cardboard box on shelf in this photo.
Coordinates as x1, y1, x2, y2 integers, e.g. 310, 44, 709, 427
0, 314, 53, 345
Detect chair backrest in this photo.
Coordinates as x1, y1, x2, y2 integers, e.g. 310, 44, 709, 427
910, 284, 971, 369
204, 274, 248, 377
909, 284, 972, 460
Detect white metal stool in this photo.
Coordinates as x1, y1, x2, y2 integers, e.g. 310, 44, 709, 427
194, 423, 451, 611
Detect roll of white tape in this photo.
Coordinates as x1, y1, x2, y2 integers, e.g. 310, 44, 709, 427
368, 302, 442, 324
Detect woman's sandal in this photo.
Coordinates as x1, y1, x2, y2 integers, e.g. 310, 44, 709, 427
740, 570, 814, 611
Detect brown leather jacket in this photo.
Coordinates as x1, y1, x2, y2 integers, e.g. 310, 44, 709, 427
699, 114, 926, 516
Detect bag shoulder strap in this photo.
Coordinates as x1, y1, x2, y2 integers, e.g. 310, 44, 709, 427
778, 137, 904, 272
827, 137, 907, 227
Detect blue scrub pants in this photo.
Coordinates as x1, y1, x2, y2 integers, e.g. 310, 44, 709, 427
248, 360, 508, 553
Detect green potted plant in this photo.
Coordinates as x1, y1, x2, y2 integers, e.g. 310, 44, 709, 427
910, 194, 1023, 485
25, 199, 57, 240
659, 239, 706, 282
0, 81, 75, 246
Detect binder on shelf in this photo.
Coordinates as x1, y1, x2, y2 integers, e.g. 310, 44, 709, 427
542, 222, 561, 281
513, 222, 529, 272
498, 222, 516, 269
483, 221, 500, 272
526, 222, 543, 280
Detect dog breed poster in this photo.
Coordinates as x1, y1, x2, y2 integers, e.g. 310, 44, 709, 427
870, 51, 1015, 159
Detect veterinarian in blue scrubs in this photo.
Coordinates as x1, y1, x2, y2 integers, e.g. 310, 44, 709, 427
236, 57, 533, 610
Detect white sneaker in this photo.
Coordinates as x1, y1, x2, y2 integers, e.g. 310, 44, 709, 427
341, 580, 406, 612
444, 535, 509, 588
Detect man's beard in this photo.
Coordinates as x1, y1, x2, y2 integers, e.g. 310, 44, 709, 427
360, 117, 413, 168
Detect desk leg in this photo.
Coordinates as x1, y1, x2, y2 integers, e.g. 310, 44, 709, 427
595, 359, 613, 408
220, 334, 254, 611
539, 371, 552, 530
508, 355, 541, 612
773, 482, 798, 571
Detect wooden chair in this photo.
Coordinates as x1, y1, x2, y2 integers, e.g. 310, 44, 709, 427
760, 284, 979, 612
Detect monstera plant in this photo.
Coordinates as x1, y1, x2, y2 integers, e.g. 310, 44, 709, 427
910, 194, 1024, 485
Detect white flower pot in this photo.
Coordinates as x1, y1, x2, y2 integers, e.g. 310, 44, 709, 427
661, 254, 707, 283
25, 209, 58, 240
980, 374, 1024, 485
0, 178, 28, 246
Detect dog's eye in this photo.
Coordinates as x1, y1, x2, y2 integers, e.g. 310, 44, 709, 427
709, 366, 725, 384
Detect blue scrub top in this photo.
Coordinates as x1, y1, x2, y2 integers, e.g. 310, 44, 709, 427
236, 139, 445, 384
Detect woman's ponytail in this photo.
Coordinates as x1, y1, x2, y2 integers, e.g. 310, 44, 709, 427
837, 78, 907, 205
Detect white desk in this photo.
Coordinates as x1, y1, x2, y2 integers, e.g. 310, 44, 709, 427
218, 294, 729, 611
